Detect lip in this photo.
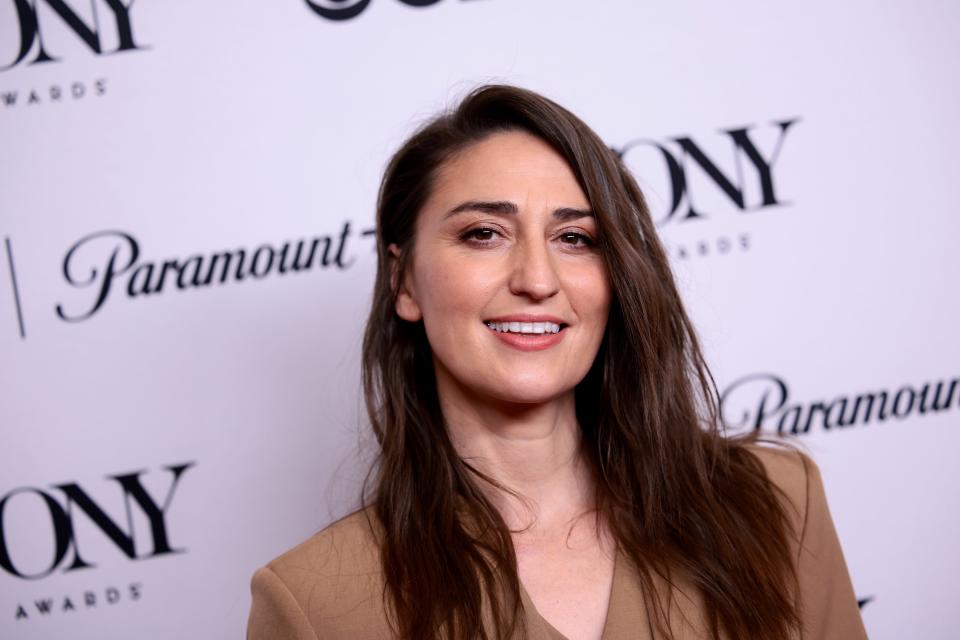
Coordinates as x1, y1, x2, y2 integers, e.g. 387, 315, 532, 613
484, 314, 568, 325
484, 317, 568, 352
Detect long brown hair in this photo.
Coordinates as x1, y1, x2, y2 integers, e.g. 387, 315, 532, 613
360, 85, 799, 639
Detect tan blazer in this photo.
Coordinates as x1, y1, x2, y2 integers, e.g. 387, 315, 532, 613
247, 447, 867, 639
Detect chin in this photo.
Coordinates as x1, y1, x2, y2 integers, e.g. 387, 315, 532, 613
481, 381, 573, 407
437, 360, 578, 407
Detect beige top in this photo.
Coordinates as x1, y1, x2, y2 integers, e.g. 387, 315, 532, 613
247, 446, 867, 639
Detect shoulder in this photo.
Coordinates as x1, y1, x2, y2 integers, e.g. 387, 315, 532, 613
741, 441, 810, 491
740, 445, 868, 637
266, 504, 383, 583
745, 443, 832, 561
744, 443, 808, 527
248, 505, 392, 638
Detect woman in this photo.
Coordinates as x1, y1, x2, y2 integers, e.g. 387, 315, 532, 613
247, 85, 866, 639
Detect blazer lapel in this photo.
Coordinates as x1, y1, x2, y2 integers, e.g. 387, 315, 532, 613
644, 564, 712, 640
518, 584, 570, 640
601, 547, 654, 639
516, 546, 658, 640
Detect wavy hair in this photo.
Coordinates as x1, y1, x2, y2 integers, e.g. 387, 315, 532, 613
360, 85, 799, 639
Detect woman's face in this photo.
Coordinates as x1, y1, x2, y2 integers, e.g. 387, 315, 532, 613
392, 130, 611, 406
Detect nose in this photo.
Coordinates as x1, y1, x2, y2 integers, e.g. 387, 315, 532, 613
508, 237, 560, 301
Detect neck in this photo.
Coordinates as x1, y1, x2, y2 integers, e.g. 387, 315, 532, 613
436, 370, 596, 536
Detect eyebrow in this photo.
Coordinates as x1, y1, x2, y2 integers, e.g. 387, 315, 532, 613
444, 200, 594, 221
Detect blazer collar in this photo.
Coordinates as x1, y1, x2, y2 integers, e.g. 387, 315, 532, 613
517, 546, 657, 640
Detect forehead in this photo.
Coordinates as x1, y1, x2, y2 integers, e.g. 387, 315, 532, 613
427, 130, 589, 209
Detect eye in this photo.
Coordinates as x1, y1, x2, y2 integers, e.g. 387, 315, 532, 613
459, 226, 501, 244
558, 232, 594, 248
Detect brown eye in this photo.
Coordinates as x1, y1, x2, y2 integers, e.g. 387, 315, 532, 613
559, 232, 593, 247
460, 227, 499, 243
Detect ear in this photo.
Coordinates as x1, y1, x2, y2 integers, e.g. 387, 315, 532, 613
388, 243, 422, 322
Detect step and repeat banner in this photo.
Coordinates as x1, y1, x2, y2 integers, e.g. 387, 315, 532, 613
2, 1, 957, 638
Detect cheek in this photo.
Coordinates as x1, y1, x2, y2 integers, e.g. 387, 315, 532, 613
567, 262, 612, 325
415, 253, 498, 322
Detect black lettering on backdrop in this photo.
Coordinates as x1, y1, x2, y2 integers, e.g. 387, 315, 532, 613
720, 373, 959, 434
0, 489, 71, 579
304, 0, 372, 20
1, 0, 146, 71
56, 230, 138, 322
13, 582, 143, 620
0, 77, 106, 108
0, 463, 193, 580
304, 0, 480, 21
55, 222, 356, 322
613, 119, 799, 224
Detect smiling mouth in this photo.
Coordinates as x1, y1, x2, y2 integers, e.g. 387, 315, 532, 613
484, 321, 565, 335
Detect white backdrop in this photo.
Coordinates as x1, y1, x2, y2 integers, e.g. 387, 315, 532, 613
2, 1, 958, 638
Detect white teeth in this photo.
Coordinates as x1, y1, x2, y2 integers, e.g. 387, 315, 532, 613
486, 321, 562, 334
